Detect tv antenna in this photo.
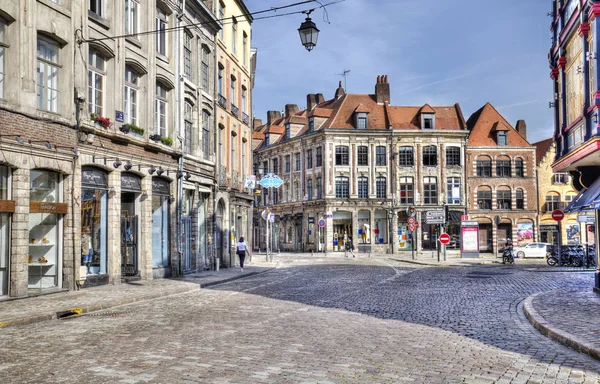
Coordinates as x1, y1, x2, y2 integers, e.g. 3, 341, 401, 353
336, 69, 351, 91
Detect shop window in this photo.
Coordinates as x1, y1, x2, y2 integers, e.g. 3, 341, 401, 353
358, 176, 368, 198
423, 177, 437, 204
398, 147, 413, 166
422, 146, 437, 166
357, 146, 368, 166
399, 177, 414, 204
0, 166, 9, 296
477, 187, 492, 210
476, 158, 492, 177
335, 146, 349, 165
28, 170, 62, 291
497, 188, 511, 209
446, 147, 460, 166
81, 167, 108, 277
374, 211, 387, 244
357, 211, 371, 244
335, 176, 349, 198
376, 176, 386, 198
152, 179, 171, 267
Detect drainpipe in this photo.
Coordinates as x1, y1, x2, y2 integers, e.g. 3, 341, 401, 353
176, 6, 184, 277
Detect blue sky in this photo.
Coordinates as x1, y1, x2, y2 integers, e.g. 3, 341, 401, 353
245, 0, 553, 144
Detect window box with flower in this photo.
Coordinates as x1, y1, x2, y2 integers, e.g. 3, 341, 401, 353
160, 137, 173, 147
90, 113, 112, 129
120, 124, 145, 138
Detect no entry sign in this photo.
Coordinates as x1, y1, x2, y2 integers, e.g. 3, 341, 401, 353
439, 233, 451, 245
551, 209, 565, 221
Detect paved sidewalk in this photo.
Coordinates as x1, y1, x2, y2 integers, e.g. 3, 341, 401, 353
0, 260, 276, 328
523, 284, 600, 361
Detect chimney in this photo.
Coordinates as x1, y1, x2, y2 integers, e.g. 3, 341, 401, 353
316, 93, 325, 104
334, 81, 345, 99
515, 120, 527, 139
375, 74, 390, 104
267, 110, 281, 125
307, 94, 318, 111
253, 118, 263, 129
285, 104, 299, 117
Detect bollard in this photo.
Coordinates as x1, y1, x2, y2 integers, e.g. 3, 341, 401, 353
216, 258, 220, 272
311, 250, 314, 257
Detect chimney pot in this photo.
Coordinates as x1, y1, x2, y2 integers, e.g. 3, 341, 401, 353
307, 94, 318, 111
267, 110, 282, 125
515, 119, 527, 139
375, 74, 390, 104
253, 118, 263, 129
285, 104, 299, 117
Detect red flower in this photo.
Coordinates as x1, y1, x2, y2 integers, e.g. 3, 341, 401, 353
94, 116, 112, 128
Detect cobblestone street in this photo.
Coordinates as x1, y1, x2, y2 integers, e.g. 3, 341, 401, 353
1, 257, 599, 383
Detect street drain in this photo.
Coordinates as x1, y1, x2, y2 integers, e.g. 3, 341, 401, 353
86, 311, 133, 317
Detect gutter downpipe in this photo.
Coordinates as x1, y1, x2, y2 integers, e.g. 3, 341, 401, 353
176, 4, 184, 277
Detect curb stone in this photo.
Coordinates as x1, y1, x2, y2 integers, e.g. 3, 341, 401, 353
523, 292, 600, 361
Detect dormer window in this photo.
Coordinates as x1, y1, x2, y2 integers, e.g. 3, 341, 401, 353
308, 117, 315, 133
265, 133, 270, 146
285, 124, 290, 140
356, 112, 368, 129
497, 131, 508, 146
422, 113, 435, 129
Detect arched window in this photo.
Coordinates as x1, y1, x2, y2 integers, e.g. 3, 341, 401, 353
476, 156, 492, 177
516, 188, 524, 209
515, 158, 524, 177
477, 186, 492, 210
497, 186, 511, 209
496, 156, 511, 177
545, 192, 560, 212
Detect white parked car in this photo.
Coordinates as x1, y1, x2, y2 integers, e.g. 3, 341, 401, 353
512, 242, 552, 258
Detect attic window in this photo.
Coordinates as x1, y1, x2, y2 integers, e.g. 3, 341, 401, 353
265, 133, 270, 146
355, 112, 368, 129
308, 117, 315, 133
422, 114, 435, 129
285, 124, 290, 140
497, 131, 507, 146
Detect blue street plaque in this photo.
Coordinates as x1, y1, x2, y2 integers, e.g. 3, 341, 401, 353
258, 173, 284, 188
115, 111, 124, 122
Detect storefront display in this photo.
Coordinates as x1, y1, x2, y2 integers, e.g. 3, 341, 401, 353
333, 211, 352, 250
152, 177, 170, 268
81, 167, 108, 280
566, 222, 581, 245
357, 210, 370, 244
540, 224, 559, 245
0, 165, 11, 296
28, 170, 65, 292
121, 173, 141, 277
198, 193, 208, 269
397, 212, 411, 250
517, 222, 534, 247
374, 210, 387, 244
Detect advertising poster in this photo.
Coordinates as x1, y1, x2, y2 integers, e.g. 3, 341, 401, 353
517, 223, 534, 246
566, 223, 580, 245
461, 227, 479, 252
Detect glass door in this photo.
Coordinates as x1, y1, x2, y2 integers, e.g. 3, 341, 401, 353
0, 213, 9, 296
121, 192, 138, 277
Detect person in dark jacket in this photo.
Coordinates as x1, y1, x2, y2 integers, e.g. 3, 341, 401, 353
236, 237, 250, 272
345, 237, 356, 258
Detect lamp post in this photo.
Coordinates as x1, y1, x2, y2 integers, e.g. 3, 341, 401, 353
298, 10, 320, 52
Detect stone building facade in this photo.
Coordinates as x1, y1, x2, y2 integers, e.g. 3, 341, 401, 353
466, 103, 539, 254
0, 0, 221, 298
534, 138, 585, 247
253, 76, 469, 255
549, 0, 600, 289
208, 0, 256, 268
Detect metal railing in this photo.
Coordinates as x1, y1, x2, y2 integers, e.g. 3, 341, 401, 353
231, 103, 239, 118
218, 94, 227, 108
242, 112, 249, 125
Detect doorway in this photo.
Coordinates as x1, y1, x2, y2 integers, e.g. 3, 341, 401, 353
479, 224, 492, 252
216, 201, 224, 267
121, 192, 138, 278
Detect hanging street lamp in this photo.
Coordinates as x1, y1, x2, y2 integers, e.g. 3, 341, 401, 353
298, 10, 320, 52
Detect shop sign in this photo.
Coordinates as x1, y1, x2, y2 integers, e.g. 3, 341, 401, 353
82, 167, 108, 189
0, 200, 16, 213
308, 217, 314, 224
152, 178, 170, 196
121, 173, 142, 192
461, 221, 479, 227
540, 225, 558, 232
30, 202, 68, 214
325, 212, 333, 219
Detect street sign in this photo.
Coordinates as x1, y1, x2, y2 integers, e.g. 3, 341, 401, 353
408, 224, 417, 232
439, 233, 451, 245
461, 215, 469, 221
407, 216, 416, 225
308, 217, 315, 224
577, 215, 595, 223
425, 210, 445, 224
269, 213, 275, 223
318, 219, 326, 228
552, 209, 565, 221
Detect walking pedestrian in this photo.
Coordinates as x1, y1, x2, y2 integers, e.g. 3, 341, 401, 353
236, 236, 250, 272
345, 237, 356, 258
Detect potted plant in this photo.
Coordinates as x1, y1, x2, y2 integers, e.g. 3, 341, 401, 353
160, 136, 173, 146
119, 125, 131, 134
129, 125, 145, 137
90, 114, 112, 128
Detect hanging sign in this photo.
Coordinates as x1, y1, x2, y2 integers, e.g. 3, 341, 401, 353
258, 173, 283, 188
244, 175, 256, 189
30, 202, 68, 214
0, 200, 16, 213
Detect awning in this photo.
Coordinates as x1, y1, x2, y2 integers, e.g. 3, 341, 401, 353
564, 176, 600, 212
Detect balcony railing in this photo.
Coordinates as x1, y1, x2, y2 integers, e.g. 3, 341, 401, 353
231, 103, 239, 118
218, 165, 228, 187
218, 94, 227, 108
242, 112, 249, 125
